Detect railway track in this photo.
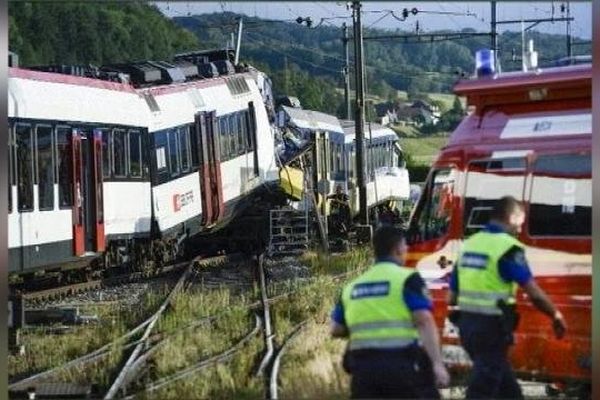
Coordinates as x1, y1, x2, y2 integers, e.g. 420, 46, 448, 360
9, 252, 363, 399
17, 261, 190, 304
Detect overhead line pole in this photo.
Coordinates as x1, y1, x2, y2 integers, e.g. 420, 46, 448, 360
351, 0, 368, 226
491, 1, 497, 71
234, 17, 243, 65
342, 23, 351, 120
566, 1, 572, 59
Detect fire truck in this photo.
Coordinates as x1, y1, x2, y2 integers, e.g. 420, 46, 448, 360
405, 62, 591, 392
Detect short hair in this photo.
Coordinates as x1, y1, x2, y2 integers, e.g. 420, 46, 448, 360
372, 226, 405, 259
489, 196, 523, 221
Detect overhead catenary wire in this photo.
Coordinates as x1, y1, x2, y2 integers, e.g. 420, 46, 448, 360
243, 30, 458, 82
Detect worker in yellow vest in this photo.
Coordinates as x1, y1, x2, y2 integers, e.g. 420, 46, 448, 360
448, 196, 567, 399
331, 226, 449, 398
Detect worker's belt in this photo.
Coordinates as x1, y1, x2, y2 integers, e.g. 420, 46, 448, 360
349, 337, 417, 351
350, 320, 415, 332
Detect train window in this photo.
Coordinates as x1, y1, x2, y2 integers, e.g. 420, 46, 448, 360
154, 131, 169, 184
178, 127, 190, 172
129, 130, 142, 178
189, 124, 199, 168
168, 129, 180, 176
112, 129, 127, 177
228, 114, 237, 157
16, 123, 34, 212
100, 128, 111, 178
244, 111, 253, 151
95, 139, 103, 223
8, 124, 13, 213
349, 148, 355, 179
464, 157, 526, 236
55, 126, 73, 208
529, 153, 591, 237
219, 117, 229, 161
238, 113, 247, 154
36, 125, 54, 211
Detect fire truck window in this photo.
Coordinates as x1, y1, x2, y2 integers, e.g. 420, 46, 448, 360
56, 127, 73, 208
416, 168, 455, 240
16, 123, 34, 212
112, 129, 126, 177
529, 153, 591, 236
464, 158, 526, 236
36, 125, 54, 211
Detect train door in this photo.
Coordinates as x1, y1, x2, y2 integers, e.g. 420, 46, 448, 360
195, 111, 224, 226
406, 165, 458, 283
71, 128, 105, 256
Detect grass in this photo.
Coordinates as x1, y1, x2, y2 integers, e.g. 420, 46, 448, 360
8, 284, 173, 383
140, 248, 373, 399
10, 248, 375, 398
401, 136, 449, 165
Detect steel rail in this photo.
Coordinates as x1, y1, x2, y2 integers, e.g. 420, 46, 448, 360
123, 313, 262, 399
104, 263, 193, 399
269, 321, 308, 400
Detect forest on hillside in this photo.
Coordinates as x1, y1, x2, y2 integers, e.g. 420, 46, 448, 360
174, 12, 591, 97
8, 2, 198, 66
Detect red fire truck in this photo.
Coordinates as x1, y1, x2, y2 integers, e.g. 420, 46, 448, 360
405, 63, 591, 391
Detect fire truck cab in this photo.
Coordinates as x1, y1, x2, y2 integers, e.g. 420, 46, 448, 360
405, 63, 591, 387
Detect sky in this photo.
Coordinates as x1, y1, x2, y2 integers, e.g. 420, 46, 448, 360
155, 2, 592, 40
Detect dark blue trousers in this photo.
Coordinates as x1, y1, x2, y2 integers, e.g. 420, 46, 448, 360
459, 314, 523, 399
346, 346, 440, 399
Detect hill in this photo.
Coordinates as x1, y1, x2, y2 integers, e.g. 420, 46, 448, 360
173, 12, 591, 97
8, 2, 199, 66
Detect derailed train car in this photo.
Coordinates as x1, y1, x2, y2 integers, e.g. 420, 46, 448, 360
8, 51, 280, 276
405, 63, 591, 390
277, 105, 410, 216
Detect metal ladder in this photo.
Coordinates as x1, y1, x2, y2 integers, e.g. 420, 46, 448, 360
268, 206, 309, 257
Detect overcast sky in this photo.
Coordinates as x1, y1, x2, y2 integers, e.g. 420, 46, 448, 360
155, 2, 591, 39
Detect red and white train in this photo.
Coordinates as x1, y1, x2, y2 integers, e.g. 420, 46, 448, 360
8, 51, 280, 276
406, 63, 591, 388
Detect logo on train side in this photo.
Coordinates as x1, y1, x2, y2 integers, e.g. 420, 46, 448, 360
173, 191, 194, 212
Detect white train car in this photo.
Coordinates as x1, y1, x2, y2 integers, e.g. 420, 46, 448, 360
8, 52, 279, 275
276, 106, 410, 217
8, 68, 151, 274
143, 71, 278, 245
340, 120, 410, 214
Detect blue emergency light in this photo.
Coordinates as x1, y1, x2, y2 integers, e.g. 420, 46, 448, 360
475, 49, 496, 78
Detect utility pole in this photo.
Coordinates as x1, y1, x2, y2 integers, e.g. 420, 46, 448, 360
351, 0, 368, 226
566, 1, 572, 59
342, 23, 351, 120
284, 56, 289, 93
234, 17, 243, 65
491, 1, 497, 70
